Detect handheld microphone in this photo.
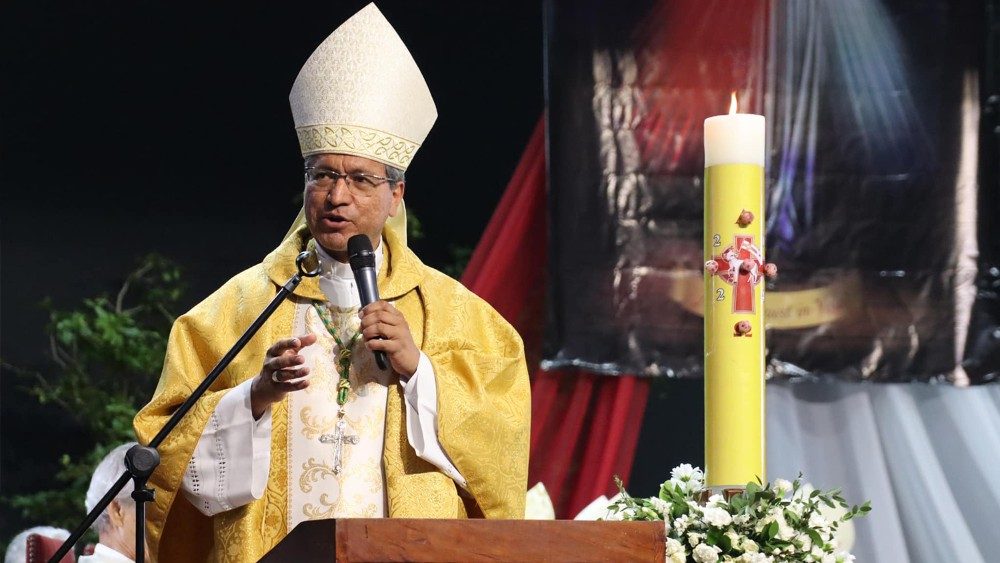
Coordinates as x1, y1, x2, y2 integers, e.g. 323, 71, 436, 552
348, 234, 388, 371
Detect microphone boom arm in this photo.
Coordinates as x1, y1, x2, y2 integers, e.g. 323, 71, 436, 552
48, 251, 321, 563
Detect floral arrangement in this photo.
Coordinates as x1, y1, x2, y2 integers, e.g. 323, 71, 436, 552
606, 465, 870, 563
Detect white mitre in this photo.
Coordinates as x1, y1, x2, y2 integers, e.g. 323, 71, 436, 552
289, 3, 437, 171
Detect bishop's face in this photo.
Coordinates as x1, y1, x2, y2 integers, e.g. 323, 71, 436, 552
303, 153, 404, 262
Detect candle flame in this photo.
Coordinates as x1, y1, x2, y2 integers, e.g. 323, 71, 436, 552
729, 92, 738, 115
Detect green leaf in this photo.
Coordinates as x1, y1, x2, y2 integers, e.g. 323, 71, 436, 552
807, 528, 823, 547
784, 509, 800, 525
2, 254, 184, 533
706, 528, 732, 551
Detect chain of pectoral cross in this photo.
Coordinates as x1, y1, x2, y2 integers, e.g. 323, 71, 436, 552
313, 303, 361, 475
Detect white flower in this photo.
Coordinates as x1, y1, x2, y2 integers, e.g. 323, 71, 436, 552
692, 543, 722, 563
724, 530, 742, 547
702, 506, 733, 528
707, 494, 727, 507
649, 496, 672, 517
674, 514, 692, 534
794, 532, 813, 552
669, 464, 705, 492
665, 538, 686, 563
741, 539, 759, 553
663, 518, 672, 535
737, 554, 771, 563
688, 531, 705, 547
671, 463, 700, 481
809, 511, 828, 529
767, 510, 796, 541
604, 506, 633, 521
733, 514, 751, 526
772, 479, 793, 495
788, 499, 807, 518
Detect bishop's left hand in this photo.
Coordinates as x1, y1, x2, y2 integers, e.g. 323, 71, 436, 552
359, 300, 420, 379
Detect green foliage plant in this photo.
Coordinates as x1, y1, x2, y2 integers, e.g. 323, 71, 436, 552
2, 255, 183, 534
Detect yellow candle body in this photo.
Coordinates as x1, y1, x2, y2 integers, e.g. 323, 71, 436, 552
704, 163, 765, 488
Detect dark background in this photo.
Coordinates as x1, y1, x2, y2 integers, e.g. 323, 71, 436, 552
0, 0, 545, 538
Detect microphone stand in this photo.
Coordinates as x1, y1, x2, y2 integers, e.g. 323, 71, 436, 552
49, 251, 320, 563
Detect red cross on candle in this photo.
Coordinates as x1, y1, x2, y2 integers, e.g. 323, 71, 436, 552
707, 235, 763, 313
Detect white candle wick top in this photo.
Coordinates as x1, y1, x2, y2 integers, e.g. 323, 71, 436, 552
704, 95, 765, 167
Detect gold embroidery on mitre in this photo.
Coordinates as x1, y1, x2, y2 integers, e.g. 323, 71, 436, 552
296, 124, 419, 169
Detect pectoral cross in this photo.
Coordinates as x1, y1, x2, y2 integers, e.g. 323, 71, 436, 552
319, 416, 358, 474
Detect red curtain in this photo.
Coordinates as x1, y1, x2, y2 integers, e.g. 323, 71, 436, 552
461, 118, 652, 518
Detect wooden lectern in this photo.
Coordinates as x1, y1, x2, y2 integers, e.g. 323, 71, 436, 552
258, 519, 666, 562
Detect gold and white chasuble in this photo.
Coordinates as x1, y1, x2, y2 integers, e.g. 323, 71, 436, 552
292, 296, 392, 522
133, 227, 530, 563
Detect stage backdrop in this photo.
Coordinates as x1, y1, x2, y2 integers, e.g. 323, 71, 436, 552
543, 0, 997, 383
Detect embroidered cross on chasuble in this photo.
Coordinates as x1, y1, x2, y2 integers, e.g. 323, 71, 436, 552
288, 302, 392, 526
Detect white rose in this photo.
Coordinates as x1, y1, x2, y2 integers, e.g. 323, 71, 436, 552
772, 511, 796, 541
688, 531, 705, 547
772, 479, 793, 495
702, 507, 733, 528
737, 554, 771, 563
674, 515, 692, 534
665, 538, 687, 563
741, 539, 759, 552
692, 543, 721, 563
707, 494, 726, 507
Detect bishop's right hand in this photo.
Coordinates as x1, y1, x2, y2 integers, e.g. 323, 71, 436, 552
250, 334, 317, 419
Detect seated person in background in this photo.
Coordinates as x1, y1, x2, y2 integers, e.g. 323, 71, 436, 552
79, 443, 148, 563
4, 526, 70, 563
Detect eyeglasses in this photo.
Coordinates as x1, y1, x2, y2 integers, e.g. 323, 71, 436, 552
304, 167, 395, 197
